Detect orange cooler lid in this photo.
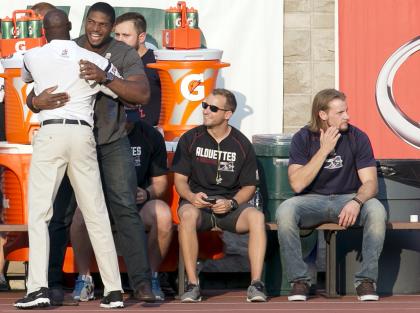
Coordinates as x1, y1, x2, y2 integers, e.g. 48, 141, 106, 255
154, 48, 223, 61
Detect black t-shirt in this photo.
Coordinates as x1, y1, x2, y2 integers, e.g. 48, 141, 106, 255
139, 49, 161, 126
171, 125, 259, 198
289, 124, 377, 195
128, 121, 168, 188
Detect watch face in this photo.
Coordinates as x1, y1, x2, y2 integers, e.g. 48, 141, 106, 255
106, 72, 115, 82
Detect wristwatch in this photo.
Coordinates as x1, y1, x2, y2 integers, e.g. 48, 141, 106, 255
103, 71, 115, 85
230, 199, 239, 211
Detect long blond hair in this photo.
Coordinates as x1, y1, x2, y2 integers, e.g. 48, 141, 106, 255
308, 89, 346, 132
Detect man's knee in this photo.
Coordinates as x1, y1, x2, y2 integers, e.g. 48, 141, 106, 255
246, 208, 265, 227
178, 205, 200, 225
275, 198, 298, 226
155, 201, 173, 231
362, 198, 387, 235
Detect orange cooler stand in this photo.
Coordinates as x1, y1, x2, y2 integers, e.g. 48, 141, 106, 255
148, 49, 229, 141
0, 56, 39, 144
0, 143, 31, 261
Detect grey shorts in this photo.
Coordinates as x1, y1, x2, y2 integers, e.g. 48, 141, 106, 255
178, 198, 249, 233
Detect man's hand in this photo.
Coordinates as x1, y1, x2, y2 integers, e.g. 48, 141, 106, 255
33, 86, 69, 110
79, 60, 106, 83
136, 187, 148, 205
319, 126, 341, 156
190, 192, 213, 208
338, 200, 361, 228
212, 199, 232, 215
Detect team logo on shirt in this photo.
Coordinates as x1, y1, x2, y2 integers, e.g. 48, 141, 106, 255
61, 49, 69, 58
324, 155, 343, 170
131, 146, 142, 167
218, 161, 235, 172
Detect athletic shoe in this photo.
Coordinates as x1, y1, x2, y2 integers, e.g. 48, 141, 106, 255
151, 272, 165, 301
49, 287, 79, 306
73, 274, 95, 301
133, 280, 156, 302
14, 287, 50, 309
288, 280, 310, 301
100, 290, 124, 309
246, 280, 267, 302
356, 279, 379, 301
180, 283, 201, 303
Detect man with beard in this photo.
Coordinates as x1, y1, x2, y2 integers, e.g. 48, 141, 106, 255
276, 88, 386, 302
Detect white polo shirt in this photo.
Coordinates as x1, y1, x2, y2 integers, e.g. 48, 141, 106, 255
21, 40, 119, 125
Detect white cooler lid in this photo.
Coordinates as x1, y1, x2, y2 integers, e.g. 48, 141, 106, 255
1, 52, 24, 69
154, 49, 223, 61
0, 141, 33, 154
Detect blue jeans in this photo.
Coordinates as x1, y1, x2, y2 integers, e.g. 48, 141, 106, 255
48, 136, 150, 289
275, 193, 386, 285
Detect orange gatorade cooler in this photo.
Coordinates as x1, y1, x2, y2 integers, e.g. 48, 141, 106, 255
148, 49, 229, 141
0, 143, 32, 261
0, 55, 39, 144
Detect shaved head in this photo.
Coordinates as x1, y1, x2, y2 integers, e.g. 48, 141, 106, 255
43, 9, 71, 41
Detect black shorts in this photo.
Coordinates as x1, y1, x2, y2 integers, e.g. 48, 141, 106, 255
178, 198, 249, 233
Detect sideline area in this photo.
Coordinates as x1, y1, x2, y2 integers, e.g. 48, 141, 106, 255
1, 290, 420, 312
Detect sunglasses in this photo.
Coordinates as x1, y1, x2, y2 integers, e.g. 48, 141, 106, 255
202, 102, 230, 113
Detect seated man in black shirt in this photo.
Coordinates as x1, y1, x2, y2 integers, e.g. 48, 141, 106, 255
172, 88, 267, 303
276, 89, 386, 302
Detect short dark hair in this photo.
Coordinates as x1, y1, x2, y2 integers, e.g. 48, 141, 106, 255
87, 2, 115, 24
115, 12, 147, 35
212, 88, 237, 113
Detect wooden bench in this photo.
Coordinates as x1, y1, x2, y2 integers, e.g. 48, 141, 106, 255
0, 224, 28, 232
266, 221, 420, 297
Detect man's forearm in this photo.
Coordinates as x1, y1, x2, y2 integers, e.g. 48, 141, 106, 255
106, 74, 150, 104
355, 180, 378, 204
26, 91, 40, 113
175, 179, 195, 203
232, 185, 256, 204
148, 177, 168, 200
289, 149, 329, 193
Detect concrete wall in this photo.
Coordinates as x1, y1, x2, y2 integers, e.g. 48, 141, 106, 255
283, 0, 335, 133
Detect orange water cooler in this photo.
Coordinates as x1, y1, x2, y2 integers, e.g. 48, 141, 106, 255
0, 56, 39, 144
148, 49, 230, 141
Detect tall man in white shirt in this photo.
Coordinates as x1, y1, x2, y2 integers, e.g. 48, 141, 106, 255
14, 10, 123, 310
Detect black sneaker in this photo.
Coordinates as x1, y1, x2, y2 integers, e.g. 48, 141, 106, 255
133, 281, 156, 303
356, 279, 379, 301
14, 287, 50, 309
247, 280, 267, 302
49, 287, 79, 306
0, 279, 8, 291
288, 280, 310, 301
100, 290, 124, 309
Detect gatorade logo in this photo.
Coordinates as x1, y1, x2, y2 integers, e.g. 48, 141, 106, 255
15, 41, 26, 52
181, 74, 204, 101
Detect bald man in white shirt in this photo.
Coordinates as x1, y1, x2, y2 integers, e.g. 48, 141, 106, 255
14, 10, 123, 310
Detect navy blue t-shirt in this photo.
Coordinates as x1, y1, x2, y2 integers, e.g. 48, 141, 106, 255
289, 124, 376, 195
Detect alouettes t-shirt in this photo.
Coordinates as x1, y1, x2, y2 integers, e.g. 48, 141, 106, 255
172, 125, 259, 198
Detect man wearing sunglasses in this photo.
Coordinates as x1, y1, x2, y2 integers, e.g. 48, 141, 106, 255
172, 88, 267, 303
